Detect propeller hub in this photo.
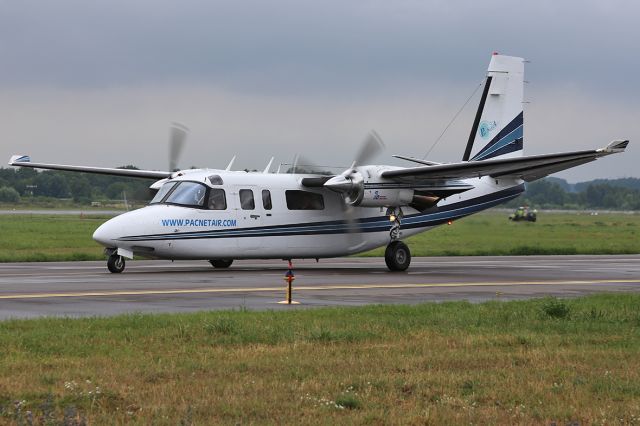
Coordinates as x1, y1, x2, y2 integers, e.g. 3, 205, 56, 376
324, 174, 353, 192
324, 170, 365, 205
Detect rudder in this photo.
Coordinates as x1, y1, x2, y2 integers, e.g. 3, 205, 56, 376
463, 53, 525, 161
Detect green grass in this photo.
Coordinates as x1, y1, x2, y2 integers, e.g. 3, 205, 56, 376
0, 211, 639, 262
1, 294, 640, 423
365, 211, 640, 257
0, 215, 108, 262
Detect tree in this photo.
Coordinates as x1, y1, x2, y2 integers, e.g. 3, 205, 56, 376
0, 186, 20, 203
68, 176, 92, 202
35, 173, 70, 198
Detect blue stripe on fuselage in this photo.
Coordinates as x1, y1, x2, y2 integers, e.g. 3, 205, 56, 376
116, 184, 524, 242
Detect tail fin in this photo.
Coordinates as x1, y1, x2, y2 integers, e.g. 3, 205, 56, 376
462, 53, 525, 161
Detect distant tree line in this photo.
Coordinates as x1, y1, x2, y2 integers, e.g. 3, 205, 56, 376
0, 167, 153, 203
504, 178, 640, 210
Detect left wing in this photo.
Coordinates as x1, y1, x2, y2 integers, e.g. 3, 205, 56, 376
8, 155, 171, 180
382, 140, 629, 182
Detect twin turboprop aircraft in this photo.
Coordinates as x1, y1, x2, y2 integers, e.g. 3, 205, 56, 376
9, 54, 629, 273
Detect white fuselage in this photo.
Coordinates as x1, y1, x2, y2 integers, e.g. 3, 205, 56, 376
92, 168, 524, 260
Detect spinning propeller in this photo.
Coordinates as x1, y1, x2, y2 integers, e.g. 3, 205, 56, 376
323, 130, 385, 205
322, 131, 386, 251
169, 123, 190, 172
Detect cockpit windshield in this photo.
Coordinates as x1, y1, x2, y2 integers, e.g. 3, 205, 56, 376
150, 182, 177, 204
150, 181, 209, 208
165, 181, 207, 207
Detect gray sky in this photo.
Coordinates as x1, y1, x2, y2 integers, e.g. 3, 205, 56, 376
1, 0, 638, 182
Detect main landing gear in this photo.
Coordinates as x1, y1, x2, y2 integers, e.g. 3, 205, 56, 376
209, 259, 234, 268
385, 241, 411, 271
384, 207, 411, 272
107, 254, 126, 273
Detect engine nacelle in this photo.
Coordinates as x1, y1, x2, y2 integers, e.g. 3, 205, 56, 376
323, 165, 444, 210
357, 188, 414, 207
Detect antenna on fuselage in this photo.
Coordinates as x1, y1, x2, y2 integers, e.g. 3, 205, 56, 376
225, 156, 236, 171
263, 157, 274, 173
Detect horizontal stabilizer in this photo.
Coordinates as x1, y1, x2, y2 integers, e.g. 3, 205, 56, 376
392, 155, 441, 166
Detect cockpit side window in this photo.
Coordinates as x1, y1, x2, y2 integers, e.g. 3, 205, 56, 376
150, 181, 178, 204
164, 181, 208, 207
208, 188, 227, 210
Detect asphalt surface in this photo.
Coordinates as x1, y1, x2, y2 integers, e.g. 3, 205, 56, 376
1, 255, 639, 319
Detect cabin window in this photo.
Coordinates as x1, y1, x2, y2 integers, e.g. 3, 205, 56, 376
150, 181, 178, 204
239, 189, 255, 210
208, 188, 227, 210
262, 190, 272, 210
208, 175, 223, 185
285, 190, 325, 210
164, 181, 208, 207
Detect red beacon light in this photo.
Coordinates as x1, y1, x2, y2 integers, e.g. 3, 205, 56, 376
492, 51, 499, 56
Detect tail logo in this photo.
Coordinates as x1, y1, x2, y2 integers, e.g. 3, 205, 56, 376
479, 121, 498, 139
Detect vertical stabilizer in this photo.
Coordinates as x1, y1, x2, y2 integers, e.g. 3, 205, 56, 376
464, 54, 525, 161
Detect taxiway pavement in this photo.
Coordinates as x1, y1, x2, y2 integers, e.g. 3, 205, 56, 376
1, 255, 639, 319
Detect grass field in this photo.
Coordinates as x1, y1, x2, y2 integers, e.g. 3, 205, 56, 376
373, 210, 640, 257
0, 211, 638, 262
1, 295, 639, 424
0, 215, 109, 262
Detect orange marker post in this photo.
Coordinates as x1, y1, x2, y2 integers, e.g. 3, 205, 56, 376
278, 260, 300, 305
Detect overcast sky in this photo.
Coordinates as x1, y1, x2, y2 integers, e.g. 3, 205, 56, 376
1, 0, 638, 182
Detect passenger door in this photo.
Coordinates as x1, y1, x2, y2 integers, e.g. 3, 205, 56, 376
232, 186, 263, 250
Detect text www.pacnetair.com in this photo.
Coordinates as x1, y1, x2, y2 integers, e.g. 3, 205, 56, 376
161, 219, 237, 227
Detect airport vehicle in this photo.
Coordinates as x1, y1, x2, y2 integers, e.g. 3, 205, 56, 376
8, 54, 629, 273
509, 206, 537, 222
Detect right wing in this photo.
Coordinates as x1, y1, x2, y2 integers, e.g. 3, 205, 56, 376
381, 140, 629, 182
8, 155, 171, 180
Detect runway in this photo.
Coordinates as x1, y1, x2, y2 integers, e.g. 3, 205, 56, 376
1, 255, 639, 319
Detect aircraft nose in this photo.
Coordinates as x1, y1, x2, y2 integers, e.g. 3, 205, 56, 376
92, 219, 118, 247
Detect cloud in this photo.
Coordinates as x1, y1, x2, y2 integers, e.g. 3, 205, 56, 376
1, 0, 638, 99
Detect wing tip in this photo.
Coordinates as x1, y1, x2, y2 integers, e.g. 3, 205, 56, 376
600, 139, 629, 154
8, 155, 31, 165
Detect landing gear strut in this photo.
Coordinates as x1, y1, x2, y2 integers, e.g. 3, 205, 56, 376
107, 254, 126, 273
209, 259, 234, 268
385, 207, 411, 271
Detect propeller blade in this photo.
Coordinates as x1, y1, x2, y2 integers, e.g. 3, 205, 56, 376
291, 155, 332, 174
342, 203, 368, 252
169, 123, 189, 172
353, 130, 385, 167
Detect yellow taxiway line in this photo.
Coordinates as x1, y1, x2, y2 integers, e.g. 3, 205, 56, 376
0, 279, 639, 300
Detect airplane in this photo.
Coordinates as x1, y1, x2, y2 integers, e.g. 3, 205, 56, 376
8, 53, 629, 274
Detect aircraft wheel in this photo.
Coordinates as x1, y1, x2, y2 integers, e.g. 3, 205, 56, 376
209, 259, 234, 268
107, 254, 125, 273
385, 241, 411, 272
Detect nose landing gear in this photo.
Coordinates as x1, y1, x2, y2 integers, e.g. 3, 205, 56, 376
385, 207, 411, 271
107, 254, 126, 273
